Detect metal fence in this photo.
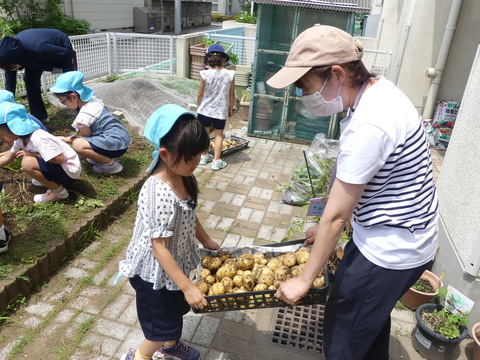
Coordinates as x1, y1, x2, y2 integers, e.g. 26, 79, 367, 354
204, 27, 256, 68
0, 32, 176, 96
362, 49, 392, 77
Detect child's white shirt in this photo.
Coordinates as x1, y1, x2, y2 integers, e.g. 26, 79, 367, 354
71, 96, 104, 130
11, 129, 82, 179
198, 68, 235, 119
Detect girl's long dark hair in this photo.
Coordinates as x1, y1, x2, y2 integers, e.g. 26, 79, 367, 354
150, 114, 210, 207
207, 53, 227, 68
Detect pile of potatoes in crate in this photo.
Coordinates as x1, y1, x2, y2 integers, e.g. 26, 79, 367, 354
194, 247, 325, 297
209, 138, 242, 152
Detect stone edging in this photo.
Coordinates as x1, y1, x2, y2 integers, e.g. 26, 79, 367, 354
0, 170, 149, 314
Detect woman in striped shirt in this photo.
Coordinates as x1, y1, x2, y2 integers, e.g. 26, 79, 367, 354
267, 24, 438, 360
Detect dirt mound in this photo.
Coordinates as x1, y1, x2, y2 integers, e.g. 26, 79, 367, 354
89, 77, 191, 133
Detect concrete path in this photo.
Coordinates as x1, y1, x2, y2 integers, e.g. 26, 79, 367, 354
0, 125, 472, 359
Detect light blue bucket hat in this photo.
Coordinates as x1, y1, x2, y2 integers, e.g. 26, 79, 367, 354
49, 71, 94, 102
144, 104, 195, 172
0, 90, 15, 103
0, 102, 41, 136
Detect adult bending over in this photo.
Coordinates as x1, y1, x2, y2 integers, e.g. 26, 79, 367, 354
268, 24, 438, 360
0, 28, 77, 122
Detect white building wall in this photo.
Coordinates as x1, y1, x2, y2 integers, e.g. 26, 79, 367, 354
63, 0, 144, 31
433, 45, 480, 325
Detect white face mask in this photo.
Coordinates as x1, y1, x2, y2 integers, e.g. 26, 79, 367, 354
301, 76, 344, 117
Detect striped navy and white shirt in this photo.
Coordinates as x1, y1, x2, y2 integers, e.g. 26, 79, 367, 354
336, 76, 438, 270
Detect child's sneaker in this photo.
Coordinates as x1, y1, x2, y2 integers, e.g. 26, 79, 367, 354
200, 153, 213, 165
0, 226, 12, 253
154, 341, 200, 360
93, 159, 123, 174
211, 159, 227, 171
120, 348, 135, 360
86, 158, 101, 165
31, 178, 45, 187
33, 187, 69, 204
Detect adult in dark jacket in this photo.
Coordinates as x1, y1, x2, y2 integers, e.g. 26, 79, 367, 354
0, 28, 77, 122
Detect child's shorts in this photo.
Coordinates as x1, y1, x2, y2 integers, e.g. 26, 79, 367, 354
197, 114, 226, 130
129, 275, 190, 342
89, 143, 127, 159
36, 158, 75, 185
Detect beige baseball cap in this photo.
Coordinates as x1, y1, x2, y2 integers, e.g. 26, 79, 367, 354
267, 24, 363, 89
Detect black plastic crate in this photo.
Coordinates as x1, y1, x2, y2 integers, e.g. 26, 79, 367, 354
192, 240, 329, 313
207, 135, 249, 156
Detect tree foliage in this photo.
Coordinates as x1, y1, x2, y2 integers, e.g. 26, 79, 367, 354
0, 0, 90, 36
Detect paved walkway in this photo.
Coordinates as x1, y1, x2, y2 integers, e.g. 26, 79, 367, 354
0, 127, 472, 360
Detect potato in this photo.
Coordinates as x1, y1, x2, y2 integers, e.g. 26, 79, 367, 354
194, 280, 209, 295
232, 274, 243, 288
266, 258, 282, 271
218, 251, 231, 262
283, 252, 297, 267
274, 265, 290, 281
253, 264, 265, 281
237, 254, 254, 270
242, 273, 255, 291
268, 285, 277, 290
257, 267, 275, 286
211, 282, 226, 295
215, 261, 238, 281
273, 279, 284, 288
313, 277, 325, 288
290, 265, 303, 277
243, 270, 254, 277
200, 268, 211, 280
236, 270, 244, 277
253, 283, 268, 291
253, 252, 269, 265
205, 275, 216, 285
201, 255, 212, 269
221, 277, 234, 291
295, 248, 310, 264
277, 254, 286, 264
208, 257, 223, 272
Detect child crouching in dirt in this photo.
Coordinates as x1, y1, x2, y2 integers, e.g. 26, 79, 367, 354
0, 102, 82, 203
50, 71, 131, 175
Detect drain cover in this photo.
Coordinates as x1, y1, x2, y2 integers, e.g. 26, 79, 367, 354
271, 304, 325, 354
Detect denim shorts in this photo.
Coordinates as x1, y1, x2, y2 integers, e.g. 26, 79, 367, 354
129, 275, 190, 342
197, 114, 226, 130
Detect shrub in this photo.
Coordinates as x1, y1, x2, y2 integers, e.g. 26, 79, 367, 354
235, 11, 257, 24
211, 14, 236, 23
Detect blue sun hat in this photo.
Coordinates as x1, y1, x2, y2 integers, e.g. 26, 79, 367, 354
144, 104, 195, 172
207, 43, 230, 62
0, 102, 40, 136
49, 71, 94, 102
0, 90, 15, 103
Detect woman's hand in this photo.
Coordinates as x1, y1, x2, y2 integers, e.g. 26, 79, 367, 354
304, 225, 319, 246
184, 283, 208, 310
202, 239, 220, 251
275, 275, 311, 306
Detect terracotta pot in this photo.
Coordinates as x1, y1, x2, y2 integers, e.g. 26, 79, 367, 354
473, 322, 480, 360
400, 270, 442, 310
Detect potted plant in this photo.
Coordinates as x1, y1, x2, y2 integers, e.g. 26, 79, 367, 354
473, 322, 480, 360
401, 270, 442, 309
412, 287, 469, 360
240, 88, 250, 121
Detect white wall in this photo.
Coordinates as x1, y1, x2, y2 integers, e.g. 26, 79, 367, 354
433, 45, 480, 325
63, 0, 144, 31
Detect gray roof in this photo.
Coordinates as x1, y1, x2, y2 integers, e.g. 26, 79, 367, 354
254, 0, 371, 12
